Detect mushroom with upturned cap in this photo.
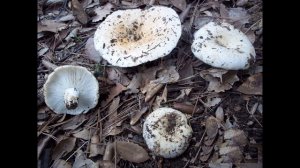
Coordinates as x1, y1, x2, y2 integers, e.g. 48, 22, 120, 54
94, 6, 182, 67
143, 107, 193, 158
43, 65, 99, 115
191, 21, 256, 70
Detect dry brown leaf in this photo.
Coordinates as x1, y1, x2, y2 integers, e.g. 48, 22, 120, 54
194, 16, 214, 29
236, 163, 262, 168
64, 28, 79, 42
73, 150, 97, 168
81, 0, 93, 8
46, 0, 64, 5
201, 145, 214, 156
222, 147, 243, 163
42, 60, 58, 71
38, 47, 49, 57
155, 66, 180, 84
92, 3, 114, 22
126, 73, 142, 94
175, 88, 192, 100
85, 37, 102, 63
116, 141, 150, 163
237, 73, 262, 95
204, 137, 216, 146
143, 82, 164, 102
61, 115, 87, 130
215, 106, 224, 122
72, 0, 88, 25
97, 160, 119, 168
58, 14, 75, 22
103, 142, 114, 161
205, 97, 222, 108
173, 102, 200, 114
89, 135, 102, 157
228, 7, 250, 27
130, 124, 142, 134
209, 163, 233, 168
236, 0, 248, 6
219, 3, 228, 18
170, 0, 186, 11
246, 30, 256, 44
72, 129, 91, 140
107, 68, 130, 86
152, 86, 168, 110
52, 137, 76, 161
178, 59, 193, 83
140, 66, 162, 88
52, 159, 72, 168
104, 125, 123, 136
130, 106, 148, 125
199, 153, 211, 162
38, 20, 68, 33
142, 66, 178, 102
219, 146, 239, 155
103, 96, 123, 136
206, 116, 219, 139
200, 69, 239, 93
101, 83, 127, 107
224, 129, 248, 147
161, 85, 168, 102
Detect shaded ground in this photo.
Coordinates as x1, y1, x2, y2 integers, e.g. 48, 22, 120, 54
38, 0, 262, 167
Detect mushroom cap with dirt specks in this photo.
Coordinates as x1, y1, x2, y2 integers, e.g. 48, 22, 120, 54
43, 65, 99, 115
143, 107, 193, 158
94, 6, 182, 67
191, 21, 256, 70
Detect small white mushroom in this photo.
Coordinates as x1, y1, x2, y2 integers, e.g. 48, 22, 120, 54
143, 107, 193, 158
191, 21, 256, 70
94, 6, 182, 67
43, 65, 99, 115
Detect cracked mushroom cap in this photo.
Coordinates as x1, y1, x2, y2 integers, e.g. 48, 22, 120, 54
191, 21, 256, 70
43, 65, 99, 115
143, 107, 193, 158
94, 6, 181, 67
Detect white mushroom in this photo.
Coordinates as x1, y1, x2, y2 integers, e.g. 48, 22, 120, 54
94, 6, 181, 67
43, 65, 99, 115
143, 107, 193, 158
191, 21, 256, 70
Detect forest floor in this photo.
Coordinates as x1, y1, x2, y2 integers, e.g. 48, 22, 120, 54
37, 0, 262, 167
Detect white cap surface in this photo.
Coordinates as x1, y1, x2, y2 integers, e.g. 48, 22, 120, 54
44, 65, 99, 115
143, 107, 192, 158
94, 6, 181, 67
191, 21, 256, 70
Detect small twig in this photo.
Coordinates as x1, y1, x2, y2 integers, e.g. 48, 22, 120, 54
189, 129, 207, 164
65, 141, 89, 162
114, 137, 117, 168
244, 18, 262, 34
38, 129, 59, 159
149, 0, 155, 5
246, 101, 263, 127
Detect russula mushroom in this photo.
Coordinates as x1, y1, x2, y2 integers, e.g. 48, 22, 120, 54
43, 65, 99, 115
94, 6, 181, 67
143, 107, 193, 158
191, 21, 256, 70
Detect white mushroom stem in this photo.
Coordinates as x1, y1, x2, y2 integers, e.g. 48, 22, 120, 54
64, 88, 79, 109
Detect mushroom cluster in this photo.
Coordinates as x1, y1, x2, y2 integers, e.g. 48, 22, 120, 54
143, 107, 193, 158
43, 65, 99, 115
191, 21, 256, 70
94, 6, 181, 67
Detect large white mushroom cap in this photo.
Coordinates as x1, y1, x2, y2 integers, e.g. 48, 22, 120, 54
143, 107, 193, 158
94, 6, 181, 67
43, 65, 99, 115
191, 21, 256, 70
